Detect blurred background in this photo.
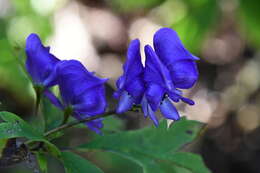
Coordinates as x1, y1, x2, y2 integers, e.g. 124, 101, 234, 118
1, 0, 260, 172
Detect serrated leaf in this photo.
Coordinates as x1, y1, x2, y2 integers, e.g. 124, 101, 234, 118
60, 151, 104, 173
79, 118, 203, 154
78, 118, 209, 173
0, 111, 43, 140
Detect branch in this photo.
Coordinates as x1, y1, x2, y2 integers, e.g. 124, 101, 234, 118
44, 110, 117, 137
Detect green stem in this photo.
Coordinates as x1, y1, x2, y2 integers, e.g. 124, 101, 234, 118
44, 110, 117, 137
61, 107, 73, 125
61, 112, 70, 125
35, 93, 40, 116
34, 86, 43, 116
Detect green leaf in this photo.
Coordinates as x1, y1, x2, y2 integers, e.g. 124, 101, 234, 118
79, 118, 203, 154
0, 112, 61, 158
0, 111, 43, 140
36, 153, 48, 173
60, 151, 104, 173
78, 118, 209, 173
0, 39, 32, 106
158, 152, 210, 173
238, 0, 260, 47
42, 95, 63, 131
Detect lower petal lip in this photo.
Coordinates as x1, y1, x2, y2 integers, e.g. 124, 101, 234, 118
116, 91, 135, 114
159, 97, 180, 121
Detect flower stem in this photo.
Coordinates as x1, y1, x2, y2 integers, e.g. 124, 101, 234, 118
61, 107, 73, 125
44, 110, 117, 137
61, 113, 70, 125
35, 90, 41, 116
34, 85, 44, 116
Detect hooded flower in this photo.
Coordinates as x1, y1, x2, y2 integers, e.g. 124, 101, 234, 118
25, 33, 60, 88
50, 60, 107, 133
142, 28, 199, 126
114, 39, 145, 113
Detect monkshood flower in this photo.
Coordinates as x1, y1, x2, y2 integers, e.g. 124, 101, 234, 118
114, 39, 145, 113
25, 33, 60, 89
47, 60, 107, 133
142, 28, 199, 126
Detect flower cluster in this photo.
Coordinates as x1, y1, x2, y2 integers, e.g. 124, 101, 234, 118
25, 34, 107, 133
25, 27, 199, 133
114, 28, 199, 126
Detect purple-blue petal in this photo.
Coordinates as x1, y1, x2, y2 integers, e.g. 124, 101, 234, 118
86, 120, 104, 134
148, 104, 159, 126
180, 96, 195, 105
44, 90, 64, 109
123, 39, 144, 81
141, 96, 148, 118
73, 112, 103, 134
167, 60, 199, 89
73, 85, 107, 116
153, 28, 199, 89
116, 91, 135, 114
56, 60, 107, 105
125, 77, 145, 104
153, 28, 199, 64
25, 33, 60, 87
145, 83, 165, 111
159, 97, 180, 120
114, 39, 145, 101
144, 45, 174, 91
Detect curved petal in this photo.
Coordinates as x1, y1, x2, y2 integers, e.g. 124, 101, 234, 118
159, 97, 180, 121
153, 28, 199, 66
25, 33, 60, 86
73, 85, 107, 116
114, 39, 145, 101
125, 77, 145, 104
123, 39, 144, 81
116, 91, 135, 114
73, 112, 103, 134
148, 104, 159, 126
145, 83, 165, 111
56, 60, 107, 105
44, 90, 64, 109
153, 28, 199, 89
168, 60, 198, 89
144, 45, 174, 91
180, 96, 195, 105
141, 96, 148, 118
86, 120, 104, 134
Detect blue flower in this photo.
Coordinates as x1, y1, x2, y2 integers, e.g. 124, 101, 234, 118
142, 28, 199, 126
114, 39, 145, 113
25, 33, 60, 88
54, 60, 107, 133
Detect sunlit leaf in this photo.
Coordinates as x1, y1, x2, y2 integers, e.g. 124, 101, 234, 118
78, 118, 209, 172
0, 111, 43, 140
